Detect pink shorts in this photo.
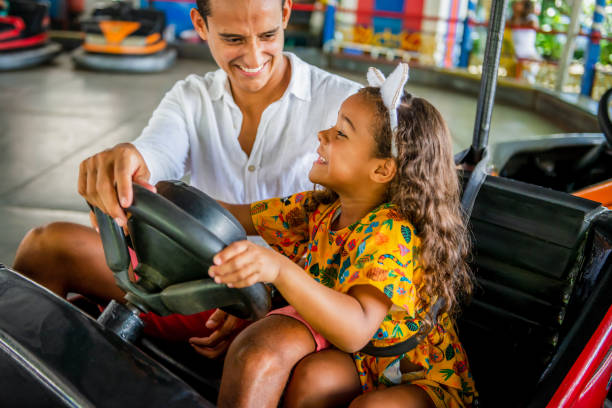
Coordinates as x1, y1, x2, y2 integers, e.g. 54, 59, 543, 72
267, 305, 331, 352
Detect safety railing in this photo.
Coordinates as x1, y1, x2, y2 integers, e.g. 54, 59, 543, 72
144, 0, 611, 99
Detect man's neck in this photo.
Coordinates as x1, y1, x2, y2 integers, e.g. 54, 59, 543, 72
231, 55, 291, 113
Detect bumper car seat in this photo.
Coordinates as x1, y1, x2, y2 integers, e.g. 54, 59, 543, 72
72, 1, 176, 73
0, 0, 61, 70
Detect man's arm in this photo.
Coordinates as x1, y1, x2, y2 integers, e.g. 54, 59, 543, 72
131, 81, 192, 186
218, 202, 256, 235
79, 81, 192, 225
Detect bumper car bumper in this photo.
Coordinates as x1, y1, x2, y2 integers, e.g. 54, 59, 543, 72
71, 46, 177, 73
0, 41, 61, 70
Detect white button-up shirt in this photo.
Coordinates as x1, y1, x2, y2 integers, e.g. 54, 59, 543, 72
133, 52, 360, 204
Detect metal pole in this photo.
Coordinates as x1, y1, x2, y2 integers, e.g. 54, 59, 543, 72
471, 0, 508, 161
580, 0, 605, 97
322, 0, 337, 52
556, 0, 583, 92
458, 0, 477, 68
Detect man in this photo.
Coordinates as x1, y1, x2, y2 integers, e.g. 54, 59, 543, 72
13, 0, 359, 358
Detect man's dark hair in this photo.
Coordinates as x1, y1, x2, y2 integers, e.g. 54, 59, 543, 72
196, 0, 286, 22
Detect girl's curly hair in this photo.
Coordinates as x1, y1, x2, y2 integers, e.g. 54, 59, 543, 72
309, 87, 473, 334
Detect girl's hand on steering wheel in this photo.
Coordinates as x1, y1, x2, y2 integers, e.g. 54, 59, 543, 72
208, 240, 294, 288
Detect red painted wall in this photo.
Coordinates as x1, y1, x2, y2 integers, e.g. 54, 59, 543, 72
403, 0, 424, 32
355, 0, 424, 33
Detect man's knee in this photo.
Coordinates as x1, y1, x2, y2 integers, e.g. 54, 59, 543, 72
14, 222, 85, 274
14, 225, 50, 272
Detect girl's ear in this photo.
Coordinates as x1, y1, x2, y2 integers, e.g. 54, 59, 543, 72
371, 158, 397, 184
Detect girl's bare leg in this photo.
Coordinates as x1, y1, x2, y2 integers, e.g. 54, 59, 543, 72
284, 349, 361, 408
218, 315, 317, 408
349, 384, 436, 408
13, 222, 125, 303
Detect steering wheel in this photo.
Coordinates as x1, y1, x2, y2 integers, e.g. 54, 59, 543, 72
93, 180, 271, 321
598, 87, 612, 148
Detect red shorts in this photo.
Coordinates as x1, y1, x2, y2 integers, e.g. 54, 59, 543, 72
140, 309, 217, 342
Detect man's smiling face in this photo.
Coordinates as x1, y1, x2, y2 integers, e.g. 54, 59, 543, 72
191, 0, 291, 95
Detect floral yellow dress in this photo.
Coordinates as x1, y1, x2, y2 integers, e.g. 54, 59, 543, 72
250, 192, 477, 408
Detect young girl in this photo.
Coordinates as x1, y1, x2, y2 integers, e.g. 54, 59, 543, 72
206, 63, 476, 408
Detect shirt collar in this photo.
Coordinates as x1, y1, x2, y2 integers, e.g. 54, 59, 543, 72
209, 69, 230, 101
208, 51, 312, 103
284, 52, 311, 101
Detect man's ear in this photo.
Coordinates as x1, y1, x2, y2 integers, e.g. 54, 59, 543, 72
281, 0, 292, 29
372, 158, 397, 184
190, 8, 208, 41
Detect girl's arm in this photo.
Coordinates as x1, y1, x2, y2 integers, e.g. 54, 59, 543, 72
218, 202, 257, 236
209, 241, 391, 353
276, 261, 391, 352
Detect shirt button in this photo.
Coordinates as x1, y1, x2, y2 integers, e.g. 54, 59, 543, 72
248, 165, 256, 172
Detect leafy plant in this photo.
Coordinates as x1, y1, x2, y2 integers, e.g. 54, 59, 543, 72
536, 0, 611, 65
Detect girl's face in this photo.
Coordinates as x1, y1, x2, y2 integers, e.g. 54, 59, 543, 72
309, 93, 385, 195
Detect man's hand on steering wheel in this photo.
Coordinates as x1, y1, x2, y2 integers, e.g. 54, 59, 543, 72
189, 309, 249, 358
78, 143, 156, 227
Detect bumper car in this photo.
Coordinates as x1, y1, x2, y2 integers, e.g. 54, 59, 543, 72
0, 0, 61, 70
72, 1, 176, 73
492, 87, 612, 208
1, 181, 610, 407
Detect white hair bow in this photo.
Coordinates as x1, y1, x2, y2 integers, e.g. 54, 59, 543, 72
366, 63, 410, 157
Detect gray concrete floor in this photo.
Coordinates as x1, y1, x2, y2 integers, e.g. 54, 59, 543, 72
0, 53, 564, 265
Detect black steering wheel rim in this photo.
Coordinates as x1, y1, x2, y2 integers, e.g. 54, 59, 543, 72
128, 182, 239, 264
94, 181, 271, 321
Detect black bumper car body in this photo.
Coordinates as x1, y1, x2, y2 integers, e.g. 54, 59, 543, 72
0, 266, 212, 408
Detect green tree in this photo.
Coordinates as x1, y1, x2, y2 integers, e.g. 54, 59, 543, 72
536, 0, 611, 65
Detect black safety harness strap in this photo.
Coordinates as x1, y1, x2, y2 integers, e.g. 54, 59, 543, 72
359, 296, 445, 357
